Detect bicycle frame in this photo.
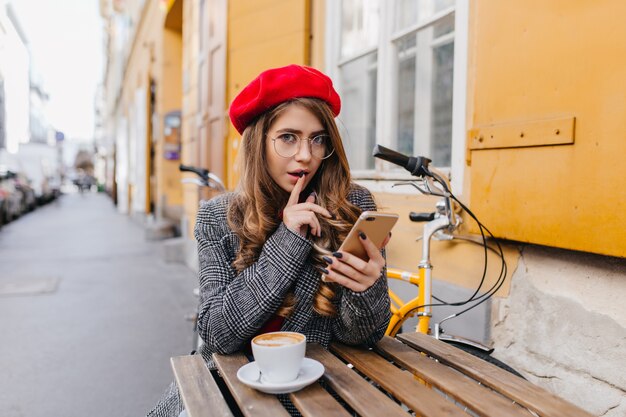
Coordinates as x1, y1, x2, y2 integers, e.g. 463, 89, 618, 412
386, 215, 451, 337
387, 269, 425, 336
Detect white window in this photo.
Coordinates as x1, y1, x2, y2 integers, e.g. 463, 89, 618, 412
327, 0, 468, 192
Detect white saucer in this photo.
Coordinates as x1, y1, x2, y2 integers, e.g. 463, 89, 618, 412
236, 358, 325, 394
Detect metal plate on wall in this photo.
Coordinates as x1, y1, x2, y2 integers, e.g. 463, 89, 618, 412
468, 116, 575, 150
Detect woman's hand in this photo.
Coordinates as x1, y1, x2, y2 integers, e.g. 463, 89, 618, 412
321, 232, 391, 292
282, 174, 332, 237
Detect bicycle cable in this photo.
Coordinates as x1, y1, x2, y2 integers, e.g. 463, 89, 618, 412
424, 168, 492, 305
425, 167, 492, 307
448, 194, 508, 317
397, 169, 508, 318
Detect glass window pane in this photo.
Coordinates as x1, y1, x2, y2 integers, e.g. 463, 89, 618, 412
396, 35, 416, 157
338, 52, 378, 170
431, 41, 454, 166
393, 0, 418, 32
341, 0, 379, 59
393, 0, 455, 33
394, 16, 454, 167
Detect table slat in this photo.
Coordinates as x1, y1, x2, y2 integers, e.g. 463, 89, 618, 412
307, 344, 408, 417
330, 343, 469, 417
213, 353, 291, 417
372, 337, 531, 417
170, 355, 234, 417
398, 333, 595, 417
289, 383, 353, 417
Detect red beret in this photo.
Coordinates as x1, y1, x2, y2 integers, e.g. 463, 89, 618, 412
229, 64, 341, 134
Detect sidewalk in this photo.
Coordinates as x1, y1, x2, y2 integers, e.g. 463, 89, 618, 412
0, 192, 198, 417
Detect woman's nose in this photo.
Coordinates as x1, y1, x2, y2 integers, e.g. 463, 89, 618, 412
294, 139, 312, 162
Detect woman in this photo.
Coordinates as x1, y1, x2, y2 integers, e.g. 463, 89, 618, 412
148, 64, 391, 417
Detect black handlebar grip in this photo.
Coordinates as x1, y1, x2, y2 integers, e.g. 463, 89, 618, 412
372, 144, 432, 177
409, 212, 436, 222
179, 164, 194, 172
179, 164, 210, 180
372, 144, 410, 167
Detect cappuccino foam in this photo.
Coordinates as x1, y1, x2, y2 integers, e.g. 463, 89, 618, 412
253, 333, 304, 347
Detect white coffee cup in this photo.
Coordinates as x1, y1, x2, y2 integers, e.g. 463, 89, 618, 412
251, 331, 306, 383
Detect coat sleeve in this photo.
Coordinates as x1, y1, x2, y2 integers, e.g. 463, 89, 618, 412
194, 196, 313, 354
331, 186, 392, 346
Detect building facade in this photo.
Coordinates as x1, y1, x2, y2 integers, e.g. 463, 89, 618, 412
0, 1, 59, 200
0, 1, 30, 155
100, 2, 626, 415
100, 0, 184, 224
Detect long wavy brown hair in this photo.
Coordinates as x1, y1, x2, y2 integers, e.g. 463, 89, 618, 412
227, 98, 362, 317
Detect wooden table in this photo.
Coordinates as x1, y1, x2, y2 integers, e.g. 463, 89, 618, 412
171, 333, 594, 417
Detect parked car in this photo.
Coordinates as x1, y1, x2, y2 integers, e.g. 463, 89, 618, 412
0, 164, 62, 228
0, 170, 24, 222
33, 174, 61, 204
0, 188, 7, 227
14, 172, 37, 212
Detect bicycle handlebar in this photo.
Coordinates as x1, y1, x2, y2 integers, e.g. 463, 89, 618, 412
179, 164, 210, 182
372, 144, 432, 177
179, 164, 226, 191
372, 143, 459, 231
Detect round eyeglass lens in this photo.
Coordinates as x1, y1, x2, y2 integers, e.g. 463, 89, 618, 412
273, 134, 334, 159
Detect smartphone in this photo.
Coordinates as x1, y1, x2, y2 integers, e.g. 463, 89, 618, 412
338, 211, 399, 261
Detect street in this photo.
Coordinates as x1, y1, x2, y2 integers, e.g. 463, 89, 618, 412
0, 192, 197, 417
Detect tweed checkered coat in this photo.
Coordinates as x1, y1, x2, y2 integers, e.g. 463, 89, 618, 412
147, 184, 391, 417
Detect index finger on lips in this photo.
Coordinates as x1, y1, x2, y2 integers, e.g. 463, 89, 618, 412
287, 174, 306, 207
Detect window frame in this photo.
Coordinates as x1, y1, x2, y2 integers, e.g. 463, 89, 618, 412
325, 0, 469, 195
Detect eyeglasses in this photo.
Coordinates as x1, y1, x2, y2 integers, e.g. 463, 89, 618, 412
269, 132, 335, 160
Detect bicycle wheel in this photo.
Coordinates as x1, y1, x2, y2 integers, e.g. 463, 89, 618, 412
444, 341, 526, 379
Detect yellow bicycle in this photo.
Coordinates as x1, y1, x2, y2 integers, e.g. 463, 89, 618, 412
374, 145, 522, 376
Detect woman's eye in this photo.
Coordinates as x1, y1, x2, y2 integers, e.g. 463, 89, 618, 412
279, 134, 298, 144
311, 135, 328, 146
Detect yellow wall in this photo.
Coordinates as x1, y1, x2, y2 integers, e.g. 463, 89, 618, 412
226, 0, 311, 189
181, 0, 201, 236
118, 0, 161, 215
158, 27, 184, 210
310, 0, 325, 68
114, 0, 185, 220
466, 0, 626, 258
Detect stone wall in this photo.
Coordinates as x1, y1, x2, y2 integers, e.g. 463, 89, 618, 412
491, 246, 626, 416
